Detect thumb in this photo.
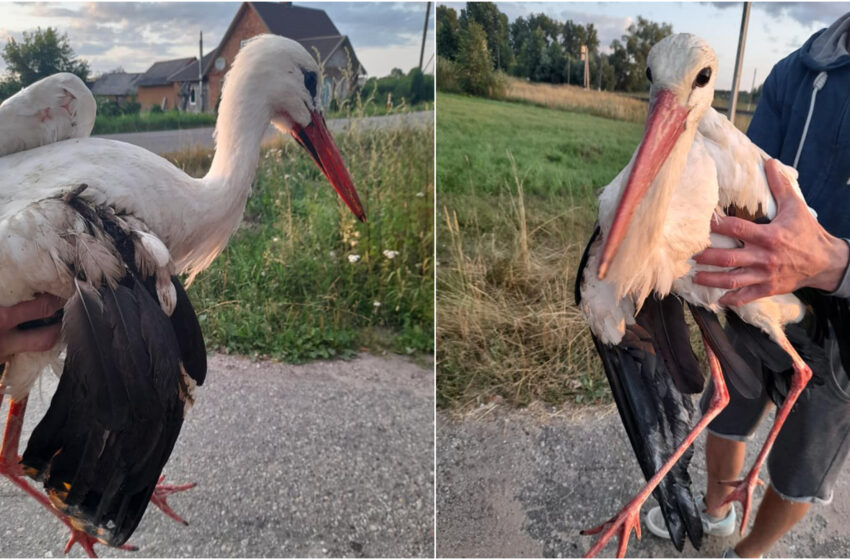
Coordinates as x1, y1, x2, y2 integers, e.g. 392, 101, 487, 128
763, 158, 794, 208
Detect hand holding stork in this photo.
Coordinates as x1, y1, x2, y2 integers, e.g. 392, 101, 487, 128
0, 295, 64, 364
695, 159, 850, 304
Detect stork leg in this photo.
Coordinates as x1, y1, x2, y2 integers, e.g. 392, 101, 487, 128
151, 474, 197, 525
0, 394, 137, 558
719, 335, 812, 536
582, 338, 731, 558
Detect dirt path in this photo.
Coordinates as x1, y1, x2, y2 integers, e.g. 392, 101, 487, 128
0, 353, 434, 558
437, 404, 850, 558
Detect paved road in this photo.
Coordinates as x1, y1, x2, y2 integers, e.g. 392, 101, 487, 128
437, 404, 850, 558
0, 353, 434, 558
94, 111, 434, 155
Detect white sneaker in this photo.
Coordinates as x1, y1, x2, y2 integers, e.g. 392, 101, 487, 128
645, 498, 737, 540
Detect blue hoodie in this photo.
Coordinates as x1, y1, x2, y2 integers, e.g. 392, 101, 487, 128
747, 15, 850, 240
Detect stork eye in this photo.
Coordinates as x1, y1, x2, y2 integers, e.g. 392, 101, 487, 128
303, 71, 318, 98
645, 67, 652, 83
694, 67, 712, 88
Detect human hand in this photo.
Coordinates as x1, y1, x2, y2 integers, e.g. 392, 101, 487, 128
694, 158, 850, 306
0, 294, 65, 363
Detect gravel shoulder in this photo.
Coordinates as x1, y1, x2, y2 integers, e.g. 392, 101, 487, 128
0, 352, 434, 558
437, 403, 850, 558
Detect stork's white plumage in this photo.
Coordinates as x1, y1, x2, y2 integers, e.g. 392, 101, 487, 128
0, 34, 364, 555
0, 72, 95, 157
579, 34, 817, 557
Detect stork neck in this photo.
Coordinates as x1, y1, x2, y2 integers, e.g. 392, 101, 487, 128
205, 79, 272, 198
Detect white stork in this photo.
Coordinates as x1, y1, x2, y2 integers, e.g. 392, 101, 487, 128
0, 34, 364, 556
577, 33, 827, 557
0, 72, 96, 156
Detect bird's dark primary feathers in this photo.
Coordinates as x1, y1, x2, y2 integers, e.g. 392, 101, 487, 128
21, 190, 206, 547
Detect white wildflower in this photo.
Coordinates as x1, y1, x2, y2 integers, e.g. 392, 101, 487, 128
416, 192, 425, 198
383, 250, 400, 260
348, 254, 361, 263
373, 301, 381, 308
329, 250, 336, 258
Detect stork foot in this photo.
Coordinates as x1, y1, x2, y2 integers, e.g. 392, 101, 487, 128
720, 472, 765, 536
63, 527, 138, 558
151, 475, 197, 525
581, 500, 643, 558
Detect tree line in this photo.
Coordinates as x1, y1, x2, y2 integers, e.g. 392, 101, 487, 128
437, 3, 674, 94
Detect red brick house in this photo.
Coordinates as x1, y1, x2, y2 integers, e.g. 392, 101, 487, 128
136, 2, 365, 113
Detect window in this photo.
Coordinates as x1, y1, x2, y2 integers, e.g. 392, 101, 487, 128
161, 96, 168, 110
189, 86, 196, 105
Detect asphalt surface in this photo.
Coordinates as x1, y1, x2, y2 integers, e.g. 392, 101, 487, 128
0, 352, 434, 558
94, 111, 434, 155
437, 403, 850, 558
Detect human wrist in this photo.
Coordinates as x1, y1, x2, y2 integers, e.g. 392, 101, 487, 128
813, 237, 850, 294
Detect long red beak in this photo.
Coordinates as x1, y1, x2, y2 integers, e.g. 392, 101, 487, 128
597, 89, 688, 279
292, 110, 366, 222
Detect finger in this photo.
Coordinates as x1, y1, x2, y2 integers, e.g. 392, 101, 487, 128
695, 246, 769, 269
0, 323, 62, 362
710, 215, 775, 247
693, 268, 768, 291
0, 294, 65, 331
719, 283, 775, 307
764, 158, 796, 209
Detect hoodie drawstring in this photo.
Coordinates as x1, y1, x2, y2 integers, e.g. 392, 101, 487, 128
793, 71, 828, 169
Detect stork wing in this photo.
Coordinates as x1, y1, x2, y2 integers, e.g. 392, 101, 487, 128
0, 73, 96, 157
697, 108, 810, 220
577, 229, 704, 551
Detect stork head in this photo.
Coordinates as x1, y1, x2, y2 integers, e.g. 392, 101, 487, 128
228, 34, 365, 222
597, 33, 717, 279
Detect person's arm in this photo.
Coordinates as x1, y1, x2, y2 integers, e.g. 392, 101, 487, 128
694, 158, 850, 306
0, 294, 65, 363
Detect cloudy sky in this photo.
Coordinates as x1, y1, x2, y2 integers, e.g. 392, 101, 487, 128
0, 2, 435, 78
441, 2, 847, 90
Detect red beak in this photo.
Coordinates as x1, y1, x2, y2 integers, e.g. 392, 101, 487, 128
292, 110, 366, 222
597, 89, 688, 280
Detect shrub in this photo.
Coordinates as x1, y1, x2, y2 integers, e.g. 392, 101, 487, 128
436, 56, 460, 93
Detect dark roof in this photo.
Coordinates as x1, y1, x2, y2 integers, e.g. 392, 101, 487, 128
90, 72, 141, 96
136, 57, 196, 87
170, 50, 218, 82
250, 2, 340, 40
300, 35, 365, 75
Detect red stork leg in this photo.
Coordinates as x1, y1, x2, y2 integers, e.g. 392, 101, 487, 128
720, 334, 812, 535
582, 338, 731, 558
0, 395, 137, 558
151, 474, 197, 525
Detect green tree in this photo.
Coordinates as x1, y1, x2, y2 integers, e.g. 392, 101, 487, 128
610, 16, 673, 91
436, 5, 461, 60
457, 21, 495, 96
2, 28, 89, 88
459, 3, 511, 71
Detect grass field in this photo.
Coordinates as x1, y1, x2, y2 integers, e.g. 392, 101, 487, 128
93, 102, 433, 135
165, 118, 434, 363
437, 93, 644, 408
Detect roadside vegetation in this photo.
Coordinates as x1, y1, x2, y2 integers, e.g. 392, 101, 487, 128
436, 93, 643, 408
165, 108, 434, 363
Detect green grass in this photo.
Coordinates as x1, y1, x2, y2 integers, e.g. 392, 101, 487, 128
93, 111, 217, 135
437, 93, 644, 408
93, 103, 433, 135
165, 120, 434, 363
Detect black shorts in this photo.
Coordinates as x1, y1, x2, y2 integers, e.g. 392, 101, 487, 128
699, 334, 850, 503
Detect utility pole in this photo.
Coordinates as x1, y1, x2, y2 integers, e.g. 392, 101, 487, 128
419, 2, 431, 70
728, 2, 751, 123
198, 31, 204, 112
598, 52, 602, 91
747, 67, 757, 111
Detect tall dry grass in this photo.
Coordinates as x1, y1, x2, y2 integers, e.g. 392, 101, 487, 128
436, 153, 607, 408
502, 77, 648, 123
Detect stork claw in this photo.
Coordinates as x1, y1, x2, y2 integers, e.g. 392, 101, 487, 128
720, 474, 764, 535
151, 475, 197, 525
581, 503, 642, 558
63, 528, 138, 558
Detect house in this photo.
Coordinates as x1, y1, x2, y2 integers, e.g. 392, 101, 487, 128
135, 57, 197, 111
90, 72, 141, 103
135, 2, 365, 113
